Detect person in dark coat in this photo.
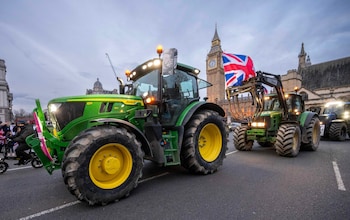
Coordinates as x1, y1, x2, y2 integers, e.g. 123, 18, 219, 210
13, 121, 34, 165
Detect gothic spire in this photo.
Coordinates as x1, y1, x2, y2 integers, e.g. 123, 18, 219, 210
299, 42, 306, 58
298, 42, 308, 72
212, 23, 220, 42
306, 55, 311, 66
209, 24, 222, 55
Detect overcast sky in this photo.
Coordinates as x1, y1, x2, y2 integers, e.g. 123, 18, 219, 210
1, 0, 349, 113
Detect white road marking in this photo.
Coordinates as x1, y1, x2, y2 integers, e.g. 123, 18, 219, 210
19, 150, 239, 219
18, 172, 170, 219
139, 172, 170, 183
332, 161, 346, 191
226, 150, 238, 156
19, 201, 81, 220
7, 166, 32, 171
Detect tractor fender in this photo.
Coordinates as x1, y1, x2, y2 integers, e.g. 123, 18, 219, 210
299, 111, 318, 127
173, 102, 225, 150
91, 118, 152, 157
176, 101, 225, 127
299, 111, 318, 143
331, 119, 347, 123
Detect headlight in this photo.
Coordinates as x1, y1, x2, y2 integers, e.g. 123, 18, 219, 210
251, 122, 265, 127
48, 103, 61, 113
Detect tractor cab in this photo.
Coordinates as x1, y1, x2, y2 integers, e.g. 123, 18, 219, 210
124, 47, 212, 126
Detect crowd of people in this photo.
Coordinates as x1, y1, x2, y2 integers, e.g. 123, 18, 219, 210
0, 120, 35, 165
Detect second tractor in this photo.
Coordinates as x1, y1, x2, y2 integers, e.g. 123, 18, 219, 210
228, 71, 320, 157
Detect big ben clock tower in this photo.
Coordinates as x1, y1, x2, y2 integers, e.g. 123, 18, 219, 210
206, 26, 225, 103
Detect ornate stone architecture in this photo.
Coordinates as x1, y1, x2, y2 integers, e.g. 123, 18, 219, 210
206, 28, 350, 119
282, 43, 350, 113
0, 59, 13, 122
206, 27, 254, 121
86, 78, 118, 94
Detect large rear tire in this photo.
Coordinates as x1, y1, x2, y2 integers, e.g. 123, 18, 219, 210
233, 125, 253, 151
62, 126, 143, 205
329, 123, 347, 141
181, 110, 227, 174
301, 117, 320, 151
275, 124, 301, 157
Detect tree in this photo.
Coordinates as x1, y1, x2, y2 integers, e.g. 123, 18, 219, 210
13, 109, 32, 118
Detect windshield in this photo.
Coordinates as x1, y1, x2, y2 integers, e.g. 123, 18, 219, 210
323, 105, 343, 115
126, 69, 159, 99
263, 95, 280, 111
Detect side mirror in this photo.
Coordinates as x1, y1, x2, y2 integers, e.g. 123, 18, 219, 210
162, 48, 178, 76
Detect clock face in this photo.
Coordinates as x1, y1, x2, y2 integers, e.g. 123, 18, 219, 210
209, 59, 216, 68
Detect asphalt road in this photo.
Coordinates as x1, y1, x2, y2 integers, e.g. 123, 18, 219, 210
1, 135, 349, 220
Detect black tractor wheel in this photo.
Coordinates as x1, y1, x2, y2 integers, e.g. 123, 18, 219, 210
62, 126, 144, 205
181, 110, 227, 174
233, 125, 253, 151
329, 123, 347, 141
301, 117, 320, 151
275, 124, 301, 157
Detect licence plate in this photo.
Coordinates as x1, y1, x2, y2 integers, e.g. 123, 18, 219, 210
320, 124, 325, 136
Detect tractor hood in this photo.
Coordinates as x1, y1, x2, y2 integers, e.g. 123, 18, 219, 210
46, 94, 144, 139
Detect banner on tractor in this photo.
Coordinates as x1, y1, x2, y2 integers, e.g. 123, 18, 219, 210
222, 52, 255, 87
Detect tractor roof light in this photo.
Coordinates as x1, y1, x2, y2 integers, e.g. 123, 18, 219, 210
147, 61, 153, 67
157, 45, 163, 57
294, 86, 299, 93
154, 59, 161, 66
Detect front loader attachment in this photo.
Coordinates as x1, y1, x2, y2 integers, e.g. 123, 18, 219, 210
226, 76, 266, 122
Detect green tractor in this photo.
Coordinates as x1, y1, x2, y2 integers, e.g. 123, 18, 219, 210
319, 101, 350, 141
27, 47, 228, 205
227, 71, 320, 157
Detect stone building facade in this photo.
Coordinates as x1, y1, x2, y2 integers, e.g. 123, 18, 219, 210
86, 78, 118, 94
0, 59, 13, 122
206, 28, 350, 120
282, 43, 350, 113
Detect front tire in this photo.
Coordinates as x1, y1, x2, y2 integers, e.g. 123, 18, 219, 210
329, 123, 347, 141
275, 124, 301, 157
233, 125, 253, 151
181, 110, 227, 174
62, 126, 143, 205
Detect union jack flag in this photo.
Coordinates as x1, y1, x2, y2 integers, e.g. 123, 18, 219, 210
222, 52, 256, 87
